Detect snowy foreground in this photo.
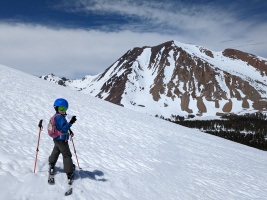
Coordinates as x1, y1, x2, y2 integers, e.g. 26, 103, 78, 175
0, 64, 267, 200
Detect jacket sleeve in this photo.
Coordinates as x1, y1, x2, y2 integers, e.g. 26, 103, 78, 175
55, 115, 72, 133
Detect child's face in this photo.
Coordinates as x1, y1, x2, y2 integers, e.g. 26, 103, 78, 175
58, 110, 66, 114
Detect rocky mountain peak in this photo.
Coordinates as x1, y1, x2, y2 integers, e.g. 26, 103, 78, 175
41, 40, 267, 119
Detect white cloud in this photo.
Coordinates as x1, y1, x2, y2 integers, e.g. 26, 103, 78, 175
61, 0, 267, 54
0, 23, 178, 78
72, 0, 237, 31
0, 0, 266, 78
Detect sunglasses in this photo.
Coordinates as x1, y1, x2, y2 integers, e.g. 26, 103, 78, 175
58, 106, 68, 111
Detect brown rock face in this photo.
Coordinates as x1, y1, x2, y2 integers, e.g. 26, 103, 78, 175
223, 49, 267, 76
197, 96, 207, 113
222, 99, 232, 112
96, 48, 144, 105
199, 47, 214, 58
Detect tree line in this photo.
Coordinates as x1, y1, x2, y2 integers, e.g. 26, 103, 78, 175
156, 112, 267, 151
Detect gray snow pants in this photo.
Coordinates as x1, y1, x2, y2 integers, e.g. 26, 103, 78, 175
49, 140, 73, 174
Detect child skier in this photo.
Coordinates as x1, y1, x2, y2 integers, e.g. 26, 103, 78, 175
48, 98, 77, 182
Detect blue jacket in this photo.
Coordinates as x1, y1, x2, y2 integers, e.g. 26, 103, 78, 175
54, 113, 72, 141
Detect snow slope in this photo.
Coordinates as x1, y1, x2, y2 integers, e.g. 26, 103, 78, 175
0, 64, 267, 200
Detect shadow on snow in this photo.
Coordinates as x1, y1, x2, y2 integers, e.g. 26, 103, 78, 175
52, 166, 107, 182
79, 169, 107, 182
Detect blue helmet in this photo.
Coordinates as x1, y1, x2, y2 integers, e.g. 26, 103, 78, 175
54, 98, 68, 108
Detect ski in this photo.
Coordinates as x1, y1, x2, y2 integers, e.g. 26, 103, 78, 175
48, 166, 55, 185
64, 174, 74, 196
65, 186, 73, 196
64, 164, 76, 196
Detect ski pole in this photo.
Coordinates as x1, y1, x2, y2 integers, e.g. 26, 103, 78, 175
34, 119, 43, 173
71, 136, 81, 169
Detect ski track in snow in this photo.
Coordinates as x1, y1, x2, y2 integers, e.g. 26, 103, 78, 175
1, 64, 267, 200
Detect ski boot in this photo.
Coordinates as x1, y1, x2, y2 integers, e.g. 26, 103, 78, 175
67, 164, 76, 185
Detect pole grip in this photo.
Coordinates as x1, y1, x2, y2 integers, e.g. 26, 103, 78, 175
38, 119, 43, 129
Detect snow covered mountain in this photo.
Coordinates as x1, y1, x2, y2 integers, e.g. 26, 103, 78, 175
41, 40, 267, 119
1, 64, 267, 199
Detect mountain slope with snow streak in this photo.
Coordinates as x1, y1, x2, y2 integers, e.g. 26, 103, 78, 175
1, 64, 267, 200
41, 40, 267, 119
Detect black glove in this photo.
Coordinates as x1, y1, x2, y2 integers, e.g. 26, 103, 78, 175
69, 129, 74, 137
69, 116, 77, 124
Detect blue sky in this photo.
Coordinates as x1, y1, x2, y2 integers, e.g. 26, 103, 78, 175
0, 0, 266, 78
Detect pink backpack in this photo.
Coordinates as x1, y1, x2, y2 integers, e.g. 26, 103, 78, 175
47, 114, 63, 138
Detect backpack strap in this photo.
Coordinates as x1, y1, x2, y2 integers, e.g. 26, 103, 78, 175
54, 114, 69, 139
